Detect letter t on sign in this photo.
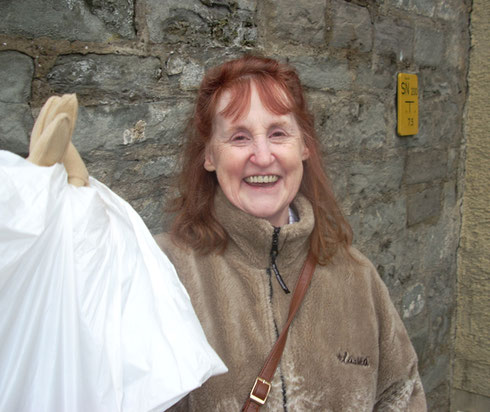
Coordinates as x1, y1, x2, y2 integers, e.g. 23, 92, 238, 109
397, 73, 419, 136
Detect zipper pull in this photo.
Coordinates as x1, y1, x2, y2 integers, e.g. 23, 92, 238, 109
270, 227, 290, 294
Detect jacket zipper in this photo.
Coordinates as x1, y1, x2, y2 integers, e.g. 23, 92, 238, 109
270, 227, 290, 294
267, 229, 289, 412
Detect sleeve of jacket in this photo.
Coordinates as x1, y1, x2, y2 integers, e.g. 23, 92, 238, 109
165, 396, 189, 412
371, 264, 427, 412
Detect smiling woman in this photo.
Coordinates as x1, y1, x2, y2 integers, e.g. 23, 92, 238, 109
160, 55, 427, 411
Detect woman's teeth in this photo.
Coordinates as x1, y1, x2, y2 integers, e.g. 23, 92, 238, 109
244, 175, 279, 184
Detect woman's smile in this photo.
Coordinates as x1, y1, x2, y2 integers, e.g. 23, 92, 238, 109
243, 175, 279, 185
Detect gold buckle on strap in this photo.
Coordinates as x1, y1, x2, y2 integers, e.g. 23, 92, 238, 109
250, 377, 271, 405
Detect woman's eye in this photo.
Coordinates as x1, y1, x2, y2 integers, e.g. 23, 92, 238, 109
231, 134, 248, 142
270, 130, 286, 139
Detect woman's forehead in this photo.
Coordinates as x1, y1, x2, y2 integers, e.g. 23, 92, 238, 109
216, 81, 292, 120
215, 88, 237, 114
214, 86, 296, 131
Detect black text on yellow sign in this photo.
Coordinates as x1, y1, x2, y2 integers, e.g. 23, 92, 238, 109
397, 73, 419, 136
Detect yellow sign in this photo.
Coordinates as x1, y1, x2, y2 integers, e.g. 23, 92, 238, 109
397, 73, 418, 136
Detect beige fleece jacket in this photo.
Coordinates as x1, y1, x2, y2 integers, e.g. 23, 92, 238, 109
156, 190, 427, 411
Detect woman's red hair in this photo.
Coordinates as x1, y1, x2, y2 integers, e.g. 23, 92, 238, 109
169, 55, 352, 264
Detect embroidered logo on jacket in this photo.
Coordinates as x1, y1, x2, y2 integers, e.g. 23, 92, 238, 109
337, 351, 369, 367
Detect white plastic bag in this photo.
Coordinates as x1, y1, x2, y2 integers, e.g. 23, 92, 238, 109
0, 150, 227, 412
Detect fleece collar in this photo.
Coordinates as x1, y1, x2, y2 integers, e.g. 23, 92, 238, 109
213, 188, 315, 270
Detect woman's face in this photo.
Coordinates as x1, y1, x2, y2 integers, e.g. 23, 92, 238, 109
204, 83, 309, 226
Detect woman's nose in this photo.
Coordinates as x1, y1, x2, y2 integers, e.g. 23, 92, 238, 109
250, 137, 274, 167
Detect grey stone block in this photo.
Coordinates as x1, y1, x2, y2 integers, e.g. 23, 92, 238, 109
166, 54, 186, 75
356, 56, 397, 91
428, 100, 462, 147
435, 0, 467, 21
72, 100, 192, 153
319, 95, 387, 151
409, 320, 431, 364
348, 155, 404, 197
0, 102, 33, 154
179, 60, 205, 91
407, 186, 441, 226
421, 354, 450, 394
382, 0, 436, 17
410, 0, 436, 17
374, 17, 414, 61
0, 52, 34, 154
131, 194, 170, 234
236, 0, 257, 12
329, 0, 372, 52
414, 25, 445, 67
322, 152, 349, 203
262, 0, 326, 46
431, 306, 451, 347
445, 30, 469, 71
379, 0, 406, 8
415, 212, 460, 275
0, 0, 135, 41
47, 54, 162, 103
370, 233, 418, 287
447, 149, 460, 176
290, 56, 354, 91
349, 196, 407, 243
73, 104, 147, 152
146, 0, 216, 44
84, 0, 135, 38
140, 155, 178, 179
421, 68, 458, 100
404, 149, 447, 184
145, 0, 256, 47
402, 282, 426, 319
0, 52, 34, 104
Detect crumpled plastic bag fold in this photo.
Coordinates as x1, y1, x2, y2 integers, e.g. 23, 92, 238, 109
0, 150, 227, 412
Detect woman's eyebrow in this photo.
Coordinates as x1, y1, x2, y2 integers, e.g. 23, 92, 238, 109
269, 120, 293, 130
224, 124, 249, 135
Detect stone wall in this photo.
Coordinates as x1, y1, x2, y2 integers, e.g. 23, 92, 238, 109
0, 1, 471, 410
452, 0, 490, 411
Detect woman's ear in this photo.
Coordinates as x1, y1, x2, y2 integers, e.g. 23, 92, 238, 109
301, 144, 310, 161
203, 145, 216, 172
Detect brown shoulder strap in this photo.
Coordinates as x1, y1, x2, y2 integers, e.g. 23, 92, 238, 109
242, 251, 316, 411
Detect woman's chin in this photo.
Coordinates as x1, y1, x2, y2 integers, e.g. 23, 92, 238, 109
243, 203, 289, 227
226, 182, 293, 226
